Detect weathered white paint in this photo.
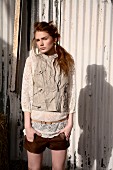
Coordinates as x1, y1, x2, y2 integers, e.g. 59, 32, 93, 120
10, 0, 21, 92
61, 0, 113, 169
1, 0, 113, 169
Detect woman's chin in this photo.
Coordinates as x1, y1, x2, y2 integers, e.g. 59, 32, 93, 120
40, 50, 47, 54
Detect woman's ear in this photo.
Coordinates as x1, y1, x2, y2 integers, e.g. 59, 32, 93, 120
54, 36, 60, 43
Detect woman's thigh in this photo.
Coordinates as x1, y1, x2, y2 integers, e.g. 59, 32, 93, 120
27, 151, 43, 170
51, 149, 67, 170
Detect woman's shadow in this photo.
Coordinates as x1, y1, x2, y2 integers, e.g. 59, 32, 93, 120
78, 64, 113, 170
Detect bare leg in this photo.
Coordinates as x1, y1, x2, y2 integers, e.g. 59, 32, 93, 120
27, 151, 43, 170
51, 150, 67, 170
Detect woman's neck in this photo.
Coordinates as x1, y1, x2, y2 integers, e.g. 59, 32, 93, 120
45, 47, 56, 56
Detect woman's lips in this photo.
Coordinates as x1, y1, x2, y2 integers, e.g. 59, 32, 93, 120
40, 47, 46, 50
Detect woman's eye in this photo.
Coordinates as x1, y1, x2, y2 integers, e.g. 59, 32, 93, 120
43, 38, 48, 40
36, 39, 39, 42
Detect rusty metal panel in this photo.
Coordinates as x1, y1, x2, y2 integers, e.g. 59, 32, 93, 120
0, 0, 16, 159
0, 0, 15, 114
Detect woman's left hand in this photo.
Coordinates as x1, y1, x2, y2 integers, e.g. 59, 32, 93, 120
59, 124, 73, 141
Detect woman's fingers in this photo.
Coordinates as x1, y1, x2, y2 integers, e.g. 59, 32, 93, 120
65, 133, 70, 141
26, 128, 35, 141
26, 127, 42, 142
35, 131, 42, 136
59, 127, 71, 141
26, 134, 34, 142
27, 137, 34, 142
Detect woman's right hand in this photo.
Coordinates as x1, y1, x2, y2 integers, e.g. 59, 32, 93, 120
25, 127, 41, 142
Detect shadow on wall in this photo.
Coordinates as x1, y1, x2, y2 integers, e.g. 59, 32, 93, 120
0, 38, 12, 169
0, 37, 25, 161
0, 0, 30, 162
78, 64, 113, 170
0, 38, 12, 114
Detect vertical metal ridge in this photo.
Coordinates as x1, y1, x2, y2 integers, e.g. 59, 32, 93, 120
10, 0, 21, 92
0, 0, 3, 92
109, 4, 113, 85
49, 0, 53, 21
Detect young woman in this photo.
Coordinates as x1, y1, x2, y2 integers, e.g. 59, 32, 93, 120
21, 21, 75, 170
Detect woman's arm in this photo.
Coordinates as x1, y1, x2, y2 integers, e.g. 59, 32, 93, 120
60, 64, 76, 140
24, 112, 31, 129
67, 112, 73, 128
21, 57, 41, 141
24, 111, 39, 142
21, 57, 32, 113
59, 113, 73, 141
21, 58, 33, 141
24, 111, 41, 142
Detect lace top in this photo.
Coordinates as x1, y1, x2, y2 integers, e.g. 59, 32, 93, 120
21, 49, 76, 138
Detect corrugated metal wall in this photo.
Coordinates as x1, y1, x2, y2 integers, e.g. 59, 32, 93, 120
64, 0, 113, 169
0, 0, 15, 113
1, 0, 113, 169
0, 0, 16, 160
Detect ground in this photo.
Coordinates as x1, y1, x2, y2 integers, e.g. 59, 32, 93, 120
10, 160, 51, 170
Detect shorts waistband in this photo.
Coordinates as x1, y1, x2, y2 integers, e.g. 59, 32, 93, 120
31, 116, 68, 124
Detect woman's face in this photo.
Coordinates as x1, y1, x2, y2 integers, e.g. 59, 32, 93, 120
35, 31, 56, 55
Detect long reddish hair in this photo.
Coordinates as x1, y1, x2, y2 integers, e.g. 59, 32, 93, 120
32, 21, 74, 75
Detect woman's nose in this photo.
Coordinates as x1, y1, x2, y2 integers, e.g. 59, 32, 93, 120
40, 40, 44, 46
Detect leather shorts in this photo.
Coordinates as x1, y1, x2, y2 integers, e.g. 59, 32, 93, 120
24, 133, 70, 154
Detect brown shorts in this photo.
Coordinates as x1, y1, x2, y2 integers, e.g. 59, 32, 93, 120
24, 133, 70, 154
